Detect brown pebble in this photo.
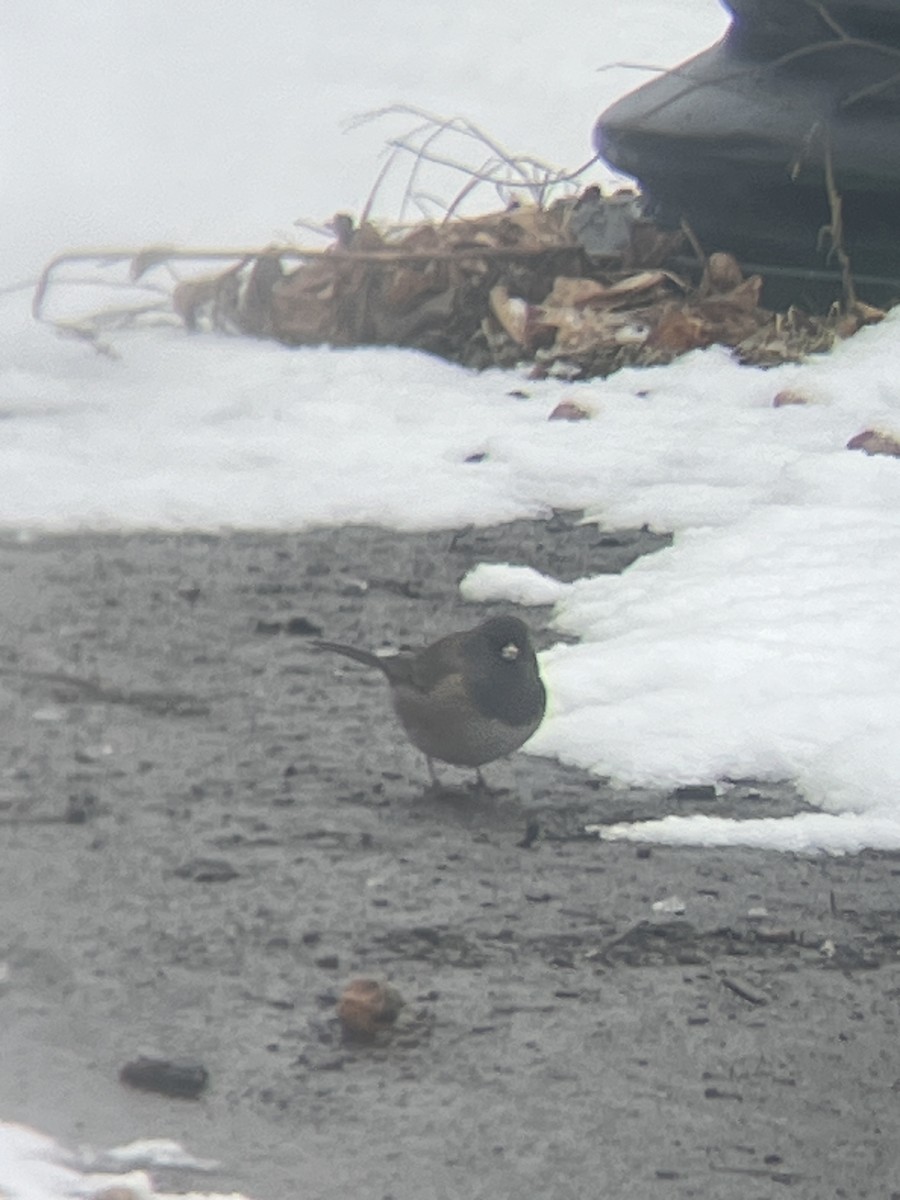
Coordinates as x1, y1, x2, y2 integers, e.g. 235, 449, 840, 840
337, 978, 404, 1037
548, 399, 592, 422
846, 428, 900, 457
772, 388, 813, 407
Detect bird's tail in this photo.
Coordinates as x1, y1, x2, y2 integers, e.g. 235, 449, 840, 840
313, 640, 387, 672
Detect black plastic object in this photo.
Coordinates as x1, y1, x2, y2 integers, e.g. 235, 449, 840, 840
594, 0, 900, 303
120, 1056, 210, 1099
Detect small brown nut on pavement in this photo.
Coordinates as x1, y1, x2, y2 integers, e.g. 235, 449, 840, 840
337, 978, 405, 1037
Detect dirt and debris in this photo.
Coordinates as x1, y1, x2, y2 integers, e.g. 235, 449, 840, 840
31, 105, 890, 374
34, 190, 886, 379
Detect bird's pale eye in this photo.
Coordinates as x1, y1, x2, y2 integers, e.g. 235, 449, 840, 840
500, 642, 520, 661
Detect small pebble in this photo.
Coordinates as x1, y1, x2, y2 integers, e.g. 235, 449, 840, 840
119, 1056, 209, 1099
173, 858, 239, 883
337, 978, 404, 1037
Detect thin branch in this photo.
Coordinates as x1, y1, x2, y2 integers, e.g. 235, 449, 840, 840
804, 0, 850, 40
625, 35, 900, 128
721, 976, 768, 1006
382, 141, 522, 191
395, 116, 506, 222
384, 114, 476, 222
291, 218, 335, 239
821, 129, 858, 308
348, 103, 591, 222
360, 145, 404, 225
349, 105, 528, 171
680, 219, 707, 268
839, 66, 900, 110
443, 163, 501, 222
32, 247, 309, 322
596, 60, 708, 78
595, 3, 893, 130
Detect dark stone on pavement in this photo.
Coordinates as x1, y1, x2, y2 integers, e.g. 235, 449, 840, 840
119, 1057, 209, 1099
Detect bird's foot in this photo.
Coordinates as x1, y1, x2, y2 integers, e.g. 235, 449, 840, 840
421, 760, 509, 799
471, 768, 510, 797
421, 759, 463, 800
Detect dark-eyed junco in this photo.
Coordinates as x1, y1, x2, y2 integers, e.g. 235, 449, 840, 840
315, 615, 546, 788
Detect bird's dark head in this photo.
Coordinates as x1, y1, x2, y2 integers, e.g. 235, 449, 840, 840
473, 615, 535, 662
464, 616, 545, 725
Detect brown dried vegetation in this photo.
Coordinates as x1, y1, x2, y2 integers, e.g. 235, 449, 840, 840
32, 110, 885, 377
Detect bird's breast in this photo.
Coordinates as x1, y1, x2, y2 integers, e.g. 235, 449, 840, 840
390, 673, 543, 768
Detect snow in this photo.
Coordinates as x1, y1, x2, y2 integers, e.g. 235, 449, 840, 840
3, 0, 900, 1189
0, 1124, 248, 1200
5, 295, 900, 860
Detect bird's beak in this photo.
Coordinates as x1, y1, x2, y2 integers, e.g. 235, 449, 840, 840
501, 642, 520, 660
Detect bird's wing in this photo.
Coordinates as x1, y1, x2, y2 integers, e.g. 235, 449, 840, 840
405, 633, 464, 692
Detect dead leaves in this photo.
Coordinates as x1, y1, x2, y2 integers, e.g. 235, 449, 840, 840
488, 255, 797, 374
34, 189, 887, 377
171, 229, 883, 376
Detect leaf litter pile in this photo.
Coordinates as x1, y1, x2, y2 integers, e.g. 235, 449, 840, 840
33, 107, 886, 379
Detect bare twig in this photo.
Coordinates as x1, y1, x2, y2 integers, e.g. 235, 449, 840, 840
348, 104, 596, 224
360, 146, 404, 225
391, 114, 480, 221
839, 66, 900, 110
349, 105, 527, 169
820, 130, 858, 308
382, 140, 538, 192
291, 218, 334, 238
444, 167, 498, 222
32, 246, 310, 323
596, 60, 709, 78
621, 29, 900, 128
721, 976, 768, 1006
805, 0, 850, 40
680, 219, 708, 269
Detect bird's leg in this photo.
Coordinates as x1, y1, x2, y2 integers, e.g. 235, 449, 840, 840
473, 767, 510, 797
426, 756, 442, 790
